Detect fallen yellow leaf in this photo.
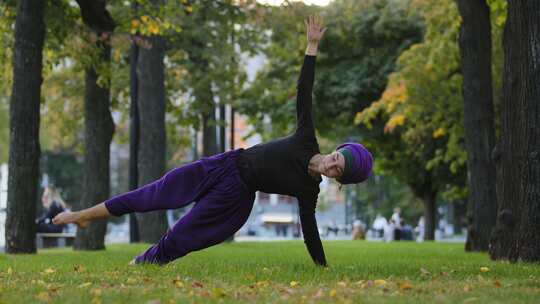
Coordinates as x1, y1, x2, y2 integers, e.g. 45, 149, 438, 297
73, 265, 85, 273
256, 281, 269, 287
420, 268, 431, 276
399, 282, 413, 291
290, 281, 299, 287
35, 291, 51, 302
90, 288, 102, 297
480, 267, 490, 273
43, 268, 56, 275
173, 280, 184, 288
78, 282, 92, 288
211, 288, 227, 298
329, 289, 337, 297
374, 279, 387, 286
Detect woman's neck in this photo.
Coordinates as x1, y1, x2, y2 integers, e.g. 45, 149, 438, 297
308, 153, 325, 176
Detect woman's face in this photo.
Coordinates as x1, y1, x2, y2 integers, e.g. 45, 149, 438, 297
321, 151, 345, 178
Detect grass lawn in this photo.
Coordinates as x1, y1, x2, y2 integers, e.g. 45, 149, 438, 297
0, 241, 539, 303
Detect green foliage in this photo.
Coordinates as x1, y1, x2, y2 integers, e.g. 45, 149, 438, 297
1, 243, 540, 302
40, 151, 84, 209
238, 2, 321, 142
314, 0, 423, 142
238, 0, 423, 147
357, 0, 504, 202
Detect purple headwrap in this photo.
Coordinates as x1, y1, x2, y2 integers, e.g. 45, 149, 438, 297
336, 142, 373, 184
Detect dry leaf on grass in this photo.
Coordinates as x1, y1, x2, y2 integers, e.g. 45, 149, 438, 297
78, 282, 92, 288
42, 268, 56, 275
312, 289, 324, 299
399, 282, 413, 291
420, 268, 431, 277
192, 281, 204, 288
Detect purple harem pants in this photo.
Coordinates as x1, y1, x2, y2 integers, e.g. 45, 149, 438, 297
104, 149, 255, 264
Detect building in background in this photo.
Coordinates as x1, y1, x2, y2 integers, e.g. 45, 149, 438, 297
0, 164, 8, 250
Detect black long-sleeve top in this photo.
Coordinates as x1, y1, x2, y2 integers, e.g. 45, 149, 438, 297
236, 55, 327, 266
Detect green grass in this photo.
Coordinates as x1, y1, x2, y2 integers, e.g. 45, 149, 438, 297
0, 241, 539, 303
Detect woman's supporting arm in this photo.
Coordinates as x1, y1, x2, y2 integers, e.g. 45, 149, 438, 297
299, 197, 328, 266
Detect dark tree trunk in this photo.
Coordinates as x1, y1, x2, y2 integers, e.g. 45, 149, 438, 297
219, 103, 226, 152
202, 108, 219, 157
129, 37, 140, 243
421, 192, 437, 241
74, 38, 115, 250
74, 0, 115, 33
135, 35, 168, 243
452, 200, 467, 235
490, 0, 540, 262
456, 0, 498, 252
5, 0, 45, 254
230, 108, 235, 150
189, 40, 218, 157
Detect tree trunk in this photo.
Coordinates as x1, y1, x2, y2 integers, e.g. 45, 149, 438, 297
490, 0, 540, 262
129, 36, 141, 243
421, 192, 437, 241
219, 103, 226, 152
456, 0, 498, 252
452, 200, 467, 235
74, 38, 115, 250
135, 35, 168, 243
5, 0, 45, 254
202, 108, 219, 157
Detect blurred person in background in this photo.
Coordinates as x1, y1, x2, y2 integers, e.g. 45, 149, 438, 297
36, 184, 68, 233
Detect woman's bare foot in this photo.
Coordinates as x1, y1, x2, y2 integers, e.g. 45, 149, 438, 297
52, 211, 90, 229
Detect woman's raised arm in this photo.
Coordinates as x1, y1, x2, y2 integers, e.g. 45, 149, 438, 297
305, 15, 327, 56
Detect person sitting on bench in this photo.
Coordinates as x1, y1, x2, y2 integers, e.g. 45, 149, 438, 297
36, 184, 68, 233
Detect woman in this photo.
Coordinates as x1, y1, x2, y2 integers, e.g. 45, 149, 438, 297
53, 16, 373, 266
37, 185, 68, 233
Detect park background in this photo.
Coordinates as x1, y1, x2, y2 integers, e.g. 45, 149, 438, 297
0, 0, 539, 303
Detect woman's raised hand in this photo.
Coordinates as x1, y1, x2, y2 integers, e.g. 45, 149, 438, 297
305, 15, 327, 55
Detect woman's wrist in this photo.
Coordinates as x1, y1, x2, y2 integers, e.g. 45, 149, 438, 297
306, 42, 319, 56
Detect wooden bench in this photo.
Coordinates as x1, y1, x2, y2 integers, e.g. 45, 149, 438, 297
36, 232, 76, 249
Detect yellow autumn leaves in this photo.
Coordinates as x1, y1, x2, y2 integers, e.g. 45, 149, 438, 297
131, 16, 168, 36
130, 13, 188, 36
128, 0, 192, 35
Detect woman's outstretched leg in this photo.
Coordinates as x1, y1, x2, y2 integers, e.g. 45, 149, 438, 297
53, 153, 228, 229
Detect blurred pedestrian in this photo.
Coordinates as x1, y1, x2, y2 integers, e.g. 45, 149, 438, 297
36, 185, 68, 233
352, 219, 365, 240
372, 214, 387, 239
